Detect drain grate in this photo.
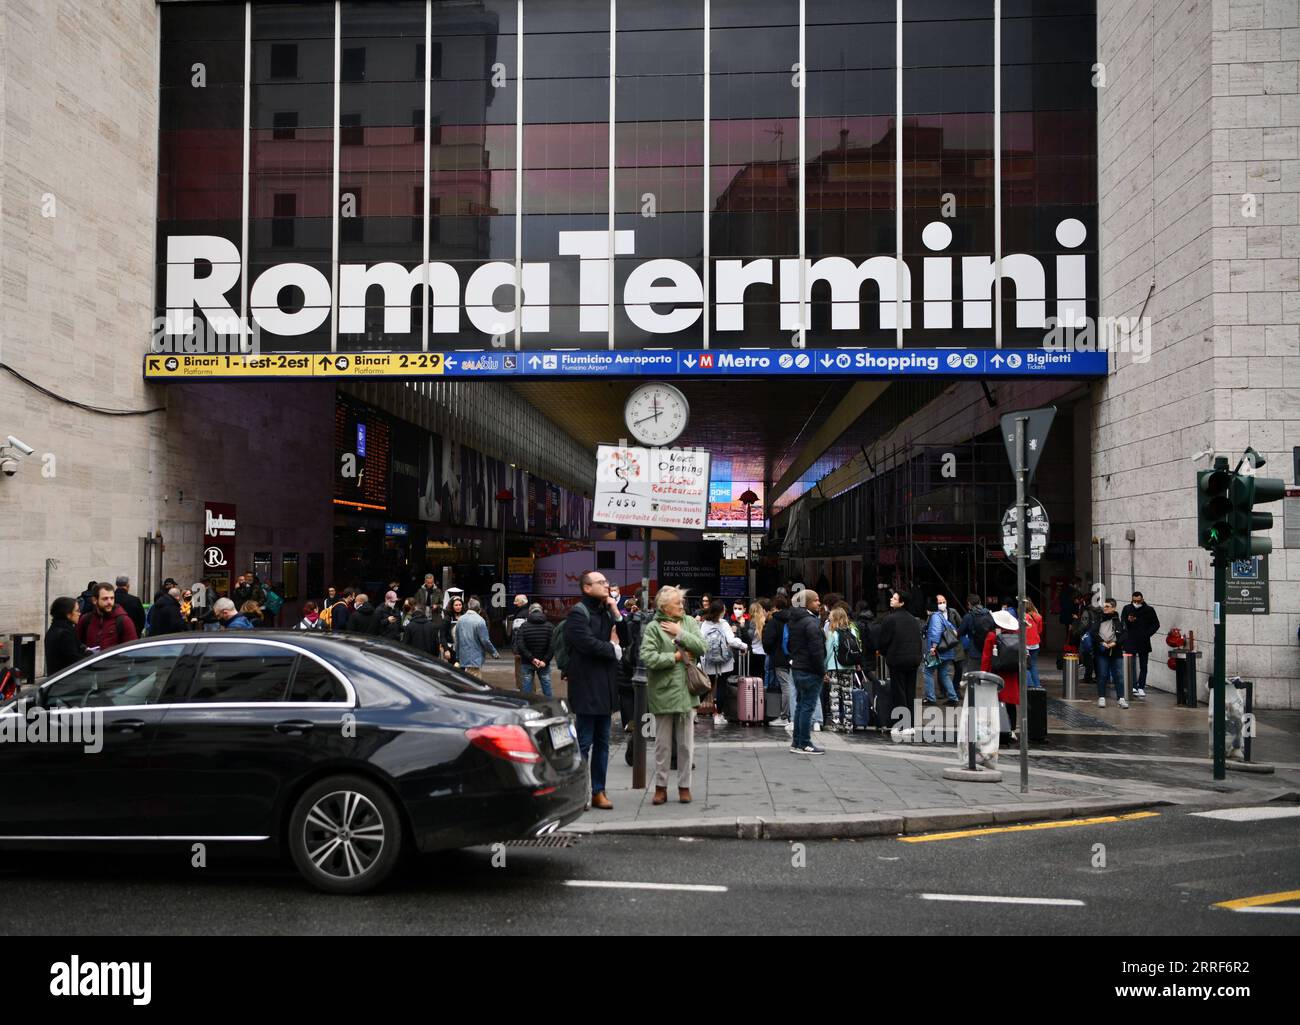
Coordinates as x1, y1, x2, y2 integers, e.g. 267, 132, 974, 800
1032, 786, 1092, 797
1048, 699, 1119, 732
505, 834, 580, 848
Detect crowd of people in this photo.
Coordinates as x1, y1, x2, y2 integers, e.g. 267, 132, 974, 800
40, 566, 1162, 816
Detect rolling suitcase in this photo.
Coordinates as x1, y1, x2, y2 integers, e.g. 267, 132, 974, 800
1027, 686, 1048, 742
850, 671, 872, 731
868, 669, 893, 731
732, 651, 765, 726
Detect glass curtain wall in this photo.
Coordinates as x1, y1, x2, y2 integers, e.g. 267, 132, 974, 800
337, 1, 426, 352
708, 0, 799, 351
158, 3, 246, 341
157, 0, 1096, 355
805, 0, 896, 347
248, 2, 336, 353
902, 0, 995, 348
1002, 0, 1097, 349
614, 1, 705, 349
522, 0, 610, 349
429, 0, 518, 348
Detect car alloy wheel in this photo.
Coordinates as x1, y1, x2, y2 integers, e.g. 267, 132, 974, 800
289, 775, 402, 894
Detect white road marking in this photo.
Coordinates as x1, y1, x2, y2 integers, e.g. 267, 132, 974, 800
1229, 906, 1300, 915
1189, 807, 1300, 822
920, 893, 1085, 907
564, 880, 728, 893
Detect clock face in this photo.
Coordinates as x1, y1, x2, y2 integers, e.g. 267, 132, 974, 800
624, 383, 689, 446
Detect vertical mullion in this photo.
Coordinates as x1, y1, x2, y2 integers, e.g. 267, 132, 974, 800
422, 0, 432, 353
515, 0, 524, 350
702, 0, 710, 349
608, 0, 617, 350
895, 0, 903, 348
240, 2, 251, 343
330, 0, 341, 353
994, 0, 1003, 349
798, 0, 806, 350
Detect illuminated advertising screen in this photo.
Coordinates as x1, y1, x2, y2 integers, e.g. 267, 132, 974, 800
708, 481, 765, 529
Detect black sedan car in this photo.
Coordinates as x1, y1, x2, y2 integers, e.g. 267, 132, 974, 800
0, 632, 587, 893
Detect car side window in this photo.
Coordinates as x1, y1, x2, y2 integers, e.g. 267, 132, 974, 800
44, 644, 186, 709
287, 657, 347, 702
186, 643, 297, 703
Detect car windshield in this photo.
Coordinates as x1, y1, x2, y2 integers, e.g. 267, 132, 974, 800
359, 644, 492, 696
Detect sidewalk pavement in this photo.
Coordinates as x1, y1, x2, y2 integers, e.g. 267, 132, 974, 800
560, 674, 1300, 840
477, 657, 1300, 839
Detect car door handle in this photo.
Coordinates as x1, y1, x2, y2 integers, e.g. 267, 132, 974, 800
108, 719, 148, 734
274, 720, 315, 736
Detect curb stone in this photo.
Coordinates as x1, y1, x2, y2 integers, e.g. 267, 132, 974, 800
561, 798, 1173, 841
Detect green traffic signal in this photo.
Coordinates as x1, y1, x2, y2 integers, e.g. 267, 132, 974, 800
1230, 474, 1285, 558
1197, 464, 1233, 551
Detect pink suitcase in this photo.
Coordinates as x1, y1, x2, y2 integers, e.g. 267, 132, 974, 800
733, 651, 765, 726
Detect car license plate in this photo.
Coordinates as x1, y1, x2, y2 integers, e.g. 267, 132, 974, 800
550, 723, 575, 750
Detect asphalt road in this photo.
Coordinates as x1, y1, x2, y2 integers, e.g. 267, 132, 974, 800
0, 804, 1295, 936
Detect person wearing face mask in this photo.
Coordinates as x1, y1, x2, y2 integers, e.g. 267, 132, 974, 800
728, 600, 748, 635
923, 594, 961, 706
1120, 591, 1160, 698
1090, 598, 1129, 708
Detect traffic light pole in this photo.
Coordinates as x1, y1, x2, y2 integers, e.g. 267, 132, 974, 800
1016, 416, 1030, 794
1212, 551, 1226, 781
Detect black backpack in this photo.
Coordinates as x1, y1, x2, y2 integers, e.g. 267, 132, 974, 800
835, 627, 863, 667
990, 632, 1021, 673
970, 610, 996, 654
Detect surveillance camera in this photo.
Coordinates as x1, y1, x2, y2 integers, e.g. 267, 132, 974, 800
5, 436, 33, 457
0, 458, 18, 477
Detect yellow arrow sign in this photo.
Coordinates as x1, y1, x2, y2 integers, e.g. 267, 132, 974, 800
144, 352, 444, 379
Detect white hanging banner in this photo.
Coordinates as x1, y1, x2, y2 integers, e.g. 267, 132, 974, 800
593, 444, 711, 531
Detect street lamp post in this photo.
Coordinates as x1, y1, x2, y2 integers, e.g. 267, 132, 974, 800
740, 489, 758, 601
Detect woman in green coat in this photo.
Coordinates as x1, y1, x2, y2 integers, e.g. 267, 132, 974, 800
638, 585, 706, 806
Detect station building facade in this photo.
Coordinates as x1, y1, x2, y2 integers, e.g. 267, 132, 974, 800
0, 0, 1296, 704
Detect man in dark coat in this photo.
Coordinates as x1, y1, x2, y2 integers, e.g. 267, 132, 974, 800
401, 607, 438, 656
113, 576, 146, 636
148, 587, 188, 636
877, 590, 923, 730
564, 570, 624, 810
1120, 591, 1160, 697
514, 603, 558, 697
346, 594, 379, 635
785, 590, 826, 754
763, 594, 794, 721
371, 591, 403, 642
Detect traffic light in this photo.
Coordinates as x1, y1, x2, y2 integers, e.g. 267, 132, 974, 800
1197, 459, 1233, 551
1229, 473, 1285, 558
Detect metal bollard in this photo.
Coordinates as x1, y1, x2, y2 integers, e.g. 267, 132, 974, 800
1062, 653, 1079, 700
1182, 649, 1200, 708
1240, 679, 1254, 763
1121, 653, 1135, 700
632, 677, 647, 790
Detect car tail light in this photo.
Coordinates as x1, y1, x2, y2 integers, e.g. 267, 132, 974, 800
466, 724, 542, 764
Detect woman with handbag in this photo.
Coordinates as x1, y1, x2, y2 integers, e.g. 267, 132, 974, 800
638, 586, 707, 805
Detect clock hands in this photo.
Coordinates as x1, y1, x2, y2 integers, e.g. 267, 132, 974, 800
632, 398, 664, 428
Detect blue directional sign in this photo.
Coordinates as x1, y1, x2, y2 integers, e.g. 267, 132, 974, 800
146, 347, 1107, 381
498, 348, 1107, 378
